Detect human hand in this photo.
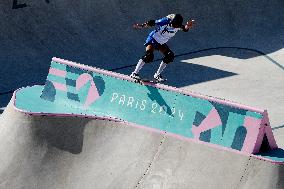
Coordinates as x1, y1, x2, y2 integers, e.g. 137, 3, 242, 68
185, 19, 195, 30
133, 23, 144, 29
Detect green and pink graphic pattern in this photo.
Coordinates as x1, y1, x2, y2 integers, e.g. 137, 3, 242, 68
14, 57, 279, 160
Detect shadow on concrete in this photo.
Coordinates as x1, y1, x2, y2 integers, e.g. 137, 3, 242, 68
113, 48, 239, 88
121, 60, 237, 88
33, 116, 90, 154
273, 125, 284, 131
257, 148, 284, 162
174, 47, 284, 71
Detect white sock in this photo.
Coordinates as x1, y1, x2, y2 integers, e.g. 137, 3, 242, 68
133, 59, 145, 74
155, 61, 167, 76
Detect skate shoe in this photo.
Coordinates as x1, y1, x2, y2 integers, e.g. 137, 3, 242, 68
154, 74, 167, 82
130, 72, 141, 80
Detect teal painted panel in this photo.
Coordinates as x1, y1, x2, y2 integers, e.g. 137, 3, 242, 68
47, 75, 66, 84
88, 73, 175, 131
15, 60, 269, 155
246, 111, 263, 119
51, 61, 66, 70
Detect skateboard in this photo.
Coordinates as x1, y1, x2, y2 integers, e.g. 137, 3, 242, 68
133, 78, 160, 84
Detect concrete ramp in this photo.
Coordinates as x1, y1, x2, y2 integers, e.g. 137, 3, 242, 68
0, 94, 283, 189
0, 100, 165, 189
0, 57, 281, 189
15, 58, 280, 158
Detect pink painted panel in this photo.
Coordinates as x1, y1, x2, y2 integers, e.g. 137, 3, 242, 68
51, 81, 67, 91
76, 73, 100, 107
242, 116, 262, 153
191, 108, 222, 139
49, 68, 67, 77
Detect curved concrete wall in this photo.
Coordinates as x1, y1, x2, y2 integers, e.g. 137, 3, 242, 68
0, 94, 283, 189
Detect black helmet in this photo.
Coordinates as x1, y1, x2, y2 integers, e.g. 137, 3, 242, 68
171, 14, 183, 27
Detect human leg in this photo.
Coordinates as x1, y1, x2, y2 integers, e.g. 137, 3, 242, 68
154, 44, 174, 81
131, 45, 155, 78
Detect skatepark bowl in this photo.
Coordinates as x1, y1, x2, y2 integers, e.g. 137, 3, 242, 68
0, 0, 284, 189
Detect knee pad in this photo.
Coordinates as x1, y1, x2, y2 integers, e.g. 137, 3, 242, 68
142, 50, 154, 63
163, 50, 175, 64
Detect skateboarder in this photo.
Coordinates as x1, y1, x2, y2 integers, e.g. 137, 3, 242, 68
130, 14, 194, 82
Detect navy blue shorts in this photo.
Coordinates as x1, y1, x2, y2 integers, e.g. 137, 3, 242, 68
144, 36, 161, 50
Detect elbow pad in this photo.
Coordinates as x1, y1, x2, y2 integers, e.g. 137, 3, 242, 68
146, 20, 156, 26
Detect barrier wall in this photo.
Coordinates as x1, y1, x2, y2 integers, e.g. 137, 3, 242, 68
15, 57, 278, 155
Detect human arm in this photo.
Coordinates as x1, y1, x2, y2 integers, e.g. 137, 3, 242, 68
181, 19, 195, 32
133, 17, 170, 29
133, 20, 156, 29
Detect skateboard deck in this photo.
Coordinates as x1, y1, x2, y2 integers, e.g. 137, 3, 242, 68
133, 78, 160, 84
